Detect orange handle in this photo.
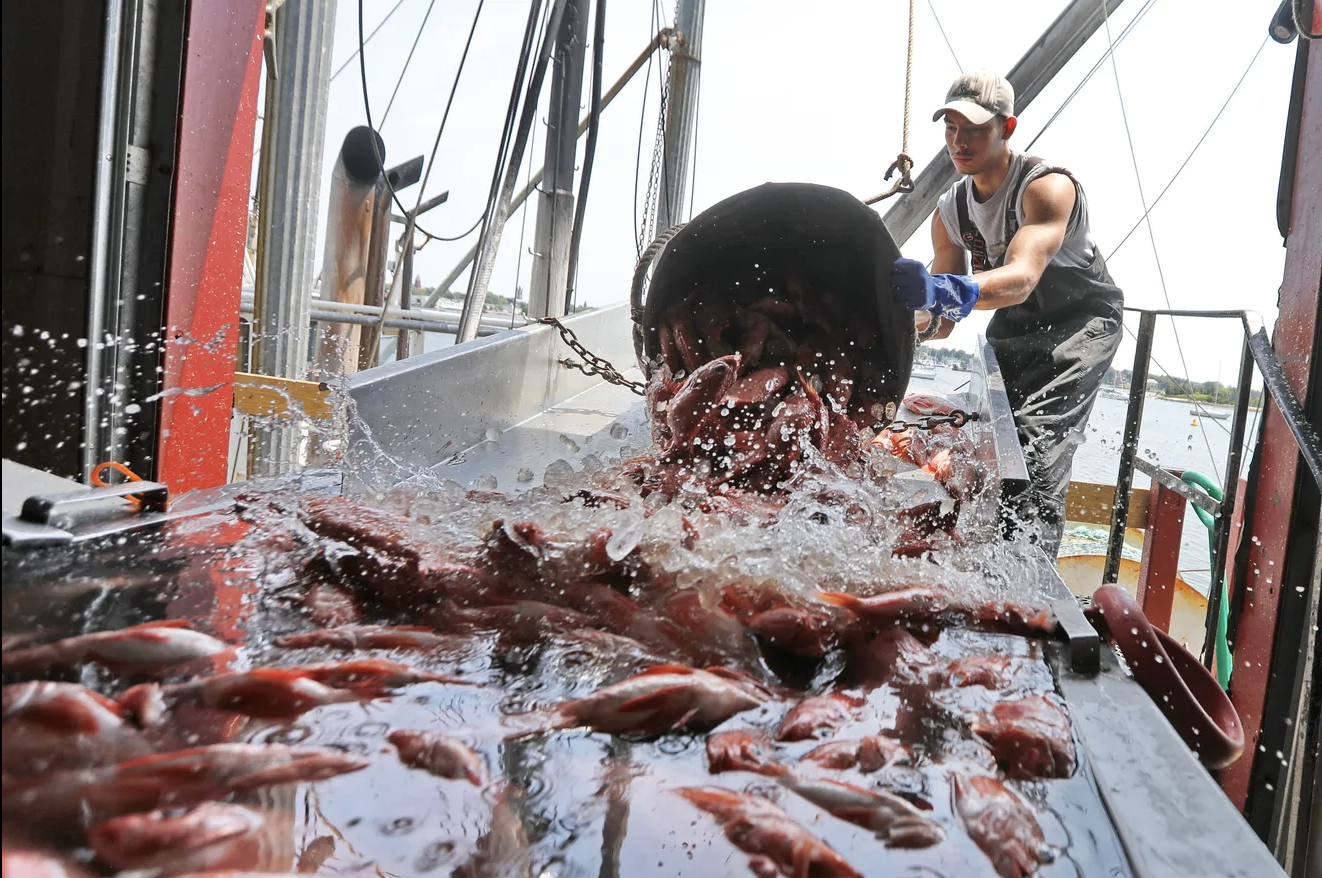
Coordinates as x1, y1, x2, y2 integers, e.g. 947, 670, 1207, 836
91, 461, 146, 509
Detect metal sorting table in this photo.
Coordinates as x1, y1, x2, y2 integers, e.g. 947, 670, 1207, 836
1, 304, 1284, 877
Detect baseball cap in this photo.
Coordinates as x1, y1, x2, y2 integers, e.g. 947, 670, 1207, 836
932, 72, 1015, 125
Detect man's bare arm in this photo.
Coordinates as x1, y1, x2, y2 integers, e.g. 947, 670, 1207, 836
970, 174, 1075, 310
915, 211, 969, 339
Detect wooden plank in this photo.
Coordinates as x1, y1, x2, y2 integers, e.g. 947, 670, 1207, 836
232, 372, 336, 421
1065, 480, 1150, 529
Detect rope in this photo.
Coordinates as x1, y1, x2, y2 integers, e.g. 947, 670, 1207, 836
1101, 3, 1220, 484
381, 0, 438, 125
332, 0, 410, 82
902, 0, 915, 158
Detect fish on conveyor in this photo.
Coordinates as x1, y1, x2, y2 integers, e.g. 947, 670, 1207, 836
944, 655, 1026, 691
705, 729, 786, 777
971, 695, 1077, 779
88, 803, 268, 875
121, 660, 470, 724
800, 735, 910, 773
301, 581, 362, 627
388, 730, 486, 785
3, 682, 155, 776
275, 625, 469, 652
676, 786, 862, 878
814, 586, 1055, 637
507, 664, 770, 739
844, 626, 938, 688
0, 620, 229, 675
1, 743, 368, 825
954, 774, 1054, 878
775, 692, 862, 742
777, 775, 944, 848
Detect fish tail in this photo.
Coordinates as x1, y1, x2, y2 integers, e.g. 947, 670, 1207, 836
812, 591, 861, 611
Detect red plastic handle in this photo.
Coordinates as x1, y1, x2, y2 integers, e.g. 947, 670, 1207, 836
1090, 585, 1244, 769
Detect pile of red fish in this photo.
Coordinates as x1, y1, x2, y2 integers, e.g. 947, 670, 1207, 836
2, 290, 1091, 877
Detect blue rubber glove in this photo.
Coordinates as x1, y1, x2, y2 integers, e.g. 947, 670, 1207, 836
890, 258, 981, 322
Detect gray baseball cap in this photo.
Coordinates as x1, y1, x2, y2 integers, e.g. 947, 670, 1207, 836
932, 72, 1015, 124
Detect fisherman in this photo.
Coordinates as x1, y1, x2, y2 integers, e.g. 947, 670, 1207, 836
889, 71, 1124, 558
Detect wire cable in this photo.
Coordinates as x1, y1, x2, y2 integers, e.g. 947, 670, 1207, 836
566, 0, 608, 314
1025, 0, 1159, 152
333, 0, 411, 83
631, 3, 658, 258
1107, 35, 1270, 260
1102, 3, 1221, 483
924, 0, 962, 71
381, 0, 439, 126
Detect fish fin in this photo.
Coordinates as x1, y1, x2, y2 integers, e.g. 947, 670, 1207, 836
668, 707, 701, 731
135, 619, 194, 629
811, 591, 859, 609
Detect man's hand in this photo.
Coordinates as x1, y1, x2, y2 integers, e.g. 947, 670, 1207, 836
891, 258, 980, 321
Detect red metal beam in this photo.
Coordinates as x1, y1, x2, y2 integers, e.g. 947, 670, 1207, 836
1136, 476, 1186, 633
155, 0, 265, 494
1220, 32, 1322, 808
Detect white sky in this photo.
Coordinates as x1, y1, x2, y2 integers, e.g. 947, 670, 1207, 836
305, 0, 1299, 384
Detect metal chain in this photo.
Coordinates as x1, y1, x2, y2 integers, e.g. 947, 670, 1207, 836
880, 409, 979, 434
540, 317, 646, 395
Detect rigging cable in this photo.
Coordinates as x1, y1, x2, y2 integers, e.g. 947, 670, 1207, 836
566, 0, 609, 314
1101, 2, 1220, 482
924, 0, 962, 71
356, 0, 490, 242
333, 0, 411, 82
1025, 0, 1159, 152
1107, 35, 1270, 260
631, 3, 659, 258
381, 0, 440, 126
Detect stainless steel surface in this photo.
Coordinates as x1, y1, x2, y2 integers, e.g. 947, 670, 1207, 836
655, 0, 704, 231
1050, 597, 1100, 674
881, 0, 1127, 246
82, 0, 129, 482
528, 0, 588, 320
968, 335, 1030, 488
1134, 456, 1220, 515
251, 0, 337, 387
348, 302, 639, 477
1054, 645, 1287, 878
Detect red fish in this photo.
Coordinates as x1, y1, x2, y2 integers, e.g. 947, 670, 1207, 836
509, 664, 768, 739
676, 786, 861, 878
302, 582, 361, 627
705, 730, 786, 777
778, 775, 944, 848
945, 655, 1022, 690
814, 587, 1054, 636
723, 367, 791, 408
275, 625, 468, 652
665, 354, 742, 457
4, 681, 127, 734
775, 692, 861, 742
87, 803, 267, 874
389, 729, 486, 785
844, 626, 937, 687
1, 620, 228, 675
1, 744, 368, 824
800, 735, 910, 773
954, 774, 1053, 878
972, 695, 1076, 779
903, 392, 958, 417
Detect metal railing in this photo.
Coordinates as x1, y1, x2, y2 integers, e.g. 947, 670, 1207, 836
1103, 308, 1322, 670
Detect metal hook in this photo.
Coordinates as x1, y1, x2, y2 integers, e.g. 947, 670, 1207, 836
864, 153, 915, 205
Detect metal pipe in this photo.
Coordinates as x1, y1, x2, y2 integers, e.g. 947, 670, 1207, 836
1245, 318, 1322, 488
313, 127, 385, 376
1202, 333, 1256, 669
655, 0, 704, 231
421, 31, 667, 311
1104, 309, 1155, 584
83, 0, 128, 482
250, 0, 339, 477
457, 0, 570, 343
239, 293, 523, 328
356, 178, 393, 370
565, 0, 607, 312
881, 0, 1127, 245
528, 0, 590, 319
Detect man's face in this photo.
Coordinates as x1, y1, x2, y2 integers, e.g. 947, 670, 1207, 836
943, 111, 1013, 175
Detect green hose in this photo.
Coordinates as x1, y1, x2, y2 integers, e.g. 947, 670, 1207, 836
1181, 471, 1231, 689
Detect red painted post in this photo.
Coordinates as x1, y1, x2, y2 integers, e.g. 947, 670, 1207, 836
155, 0, 265, 495
1220, 33, 1321, 809
1136, 475, 1186, 633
